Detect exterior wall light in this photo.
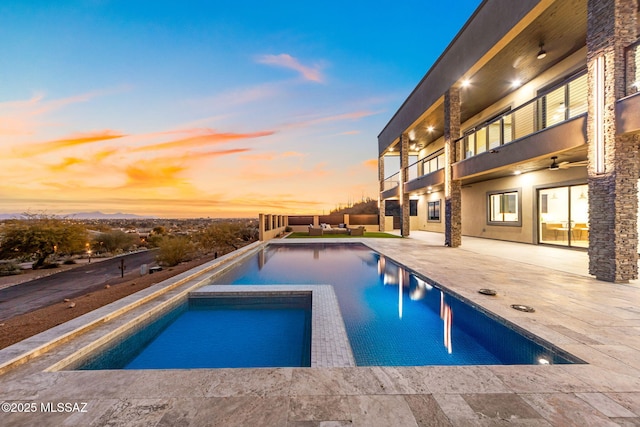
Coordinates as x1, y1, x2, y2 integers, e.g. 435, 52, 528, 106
594, 55, 605, 174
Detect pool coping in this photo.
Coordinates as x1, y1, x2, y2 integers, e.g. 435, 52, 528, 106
0, 241, 266, 375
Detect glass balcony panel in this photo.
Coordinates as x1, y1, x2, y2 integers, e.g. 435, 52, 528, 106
465, 134, 475, 159
568, 74, 587, 118
383, 173, 400, 191
513, 103, 535, 140
488, 120, 501, 149
437, 154, 444, 169
503, 113, 513, 144
476, 128, 487, 154
408, 163, 418, 181
544, 87, 566, 127
429, 158, 437, 173
626, 40, 640, 95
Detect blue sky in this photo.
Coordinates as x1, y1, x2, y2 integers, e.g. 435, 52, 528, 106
0, 0, 481, 217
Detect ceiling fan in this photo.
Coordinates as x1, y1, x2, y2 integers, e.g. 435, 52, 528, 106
549, 156, 588, 170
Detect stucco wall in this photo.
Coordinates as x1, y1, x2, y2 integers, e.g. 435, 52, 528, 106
460, 167, 588, 243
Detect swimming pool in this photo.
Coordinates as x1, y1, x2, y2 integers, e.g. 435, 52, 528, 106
211, 243, 581, 366
76, 294, 312, 370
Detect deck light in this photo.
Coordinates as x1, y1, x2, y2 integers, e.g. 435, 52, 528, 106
536, 43, 547, 60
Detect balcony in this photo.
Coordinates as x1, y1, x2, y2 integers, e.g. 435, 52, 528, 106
458, 72, 587, 161
381, 172, 400, 199
405, 149, 445, 194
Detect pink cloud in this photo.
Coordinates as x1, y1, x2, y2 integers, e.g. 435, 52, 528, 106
283, 110, 381, 129
256, 54, 324, 83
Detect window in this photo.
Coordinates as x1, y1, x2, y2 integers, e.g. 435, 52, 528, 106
488, 190, 521, 225
427, 200, 441, 222
410, 200, 418, 216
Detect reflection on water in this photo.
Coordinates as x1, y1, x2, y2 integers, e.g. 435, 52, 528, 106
377, 254, 453, 352
212, 243, 576, 366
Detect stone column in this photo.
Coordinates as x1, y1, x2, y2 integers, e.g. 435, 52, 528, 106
378, 154, 386, 232
444, 87, 462, 247
587, 0, 639, 282
400, 133, 410, 237
258, 213, 265, 241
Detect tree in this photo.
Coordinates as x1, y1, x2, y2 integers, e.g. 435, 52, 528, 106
92, 230, 138, 254
156, 236, 194, 266
152, 226, 166, 235
198, 222, 256, 253
0, 216, 88, 269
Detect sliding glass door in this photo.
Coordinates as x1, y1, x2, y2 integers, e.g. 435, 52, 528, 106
538, 184, 588, 248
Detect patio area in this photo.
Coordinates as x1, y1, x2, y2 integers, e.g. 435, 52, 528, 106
1, 233, 639, 426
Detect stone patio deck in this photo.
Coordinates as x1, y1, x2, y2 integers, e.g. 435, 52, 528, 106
1, 233, 639, 426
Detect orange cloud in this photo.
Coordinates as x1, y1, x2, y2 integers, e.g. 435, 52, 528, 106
130, 129, 274, 152
256, 54, 324, 83
49, 157, 84, 172
16, 130, 126, 157
363, 159, 378, 170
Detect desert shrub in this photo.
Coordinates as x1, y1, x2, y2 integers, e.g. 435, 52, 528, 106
0, 261, 23, 276
156, 236, 195, 267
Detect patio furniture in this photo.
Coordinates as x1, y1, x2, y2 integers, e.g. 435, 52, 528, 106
349, 226, 365, 236
308, 226, 323, 236
320, 223, 348, 234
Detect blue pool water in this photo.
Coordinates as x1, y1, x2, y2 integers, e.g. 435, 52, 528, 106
212, 243, 579, 366
77, 296, 311, 369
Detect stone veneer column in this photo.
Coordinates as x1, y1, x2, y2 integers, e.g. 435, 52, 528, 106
400, 133, 410, 237
587, 0, 640, 283
378, 153, 386, 232
587, 0, 639, 282
258, 213, 264, 241
444, 88, 462, 247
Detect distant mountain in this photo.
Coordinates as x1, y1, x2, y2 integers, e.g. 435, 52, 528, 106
0, 212, 154, 220
68, 211, 155, 219
0, 213, 25, 220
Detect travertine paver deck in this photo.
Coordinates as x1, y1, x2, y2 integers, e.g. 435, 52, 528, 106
1, 233, 639, 426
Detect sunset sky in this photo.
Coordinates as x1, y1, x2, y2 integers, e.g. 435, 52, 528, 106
0, 1, 481, 218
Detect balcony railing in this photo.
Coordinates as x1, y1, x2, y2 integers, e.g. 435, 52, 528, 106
626, 38, 640, 96
457, 71, 588, 160
383, 172, 400, 191
407, 148, 445, 181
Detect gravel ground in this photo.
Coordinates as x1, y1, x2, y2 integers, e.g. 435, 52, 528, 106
0, 253, 219, 350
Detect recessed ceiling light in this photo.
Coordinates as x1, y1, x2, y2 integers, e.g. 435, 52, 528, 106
461, 79, 471, 88
427, 126, 434, 132
514, 170, 522, 175
511, 79, 522, 88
